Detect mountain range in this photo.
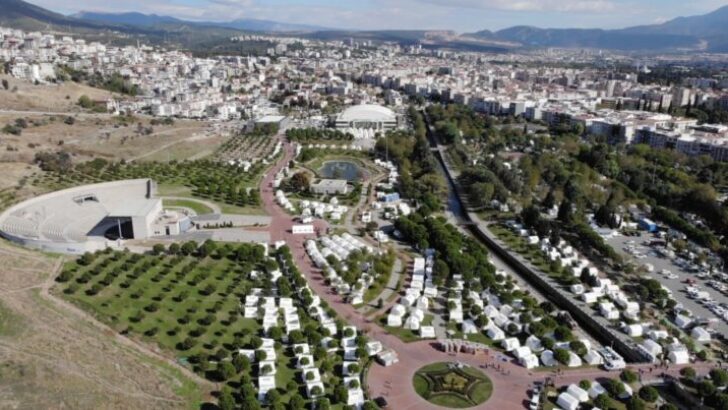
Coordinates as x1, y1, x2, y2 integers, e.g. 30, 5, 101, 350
72, 11, 331, 33
468, 5, 728, 52
1, 0, 728, 52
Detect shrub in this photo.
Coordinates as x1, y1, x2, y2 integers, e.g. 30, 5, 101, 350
636, 385, 658, 403
621, 369, 638, 383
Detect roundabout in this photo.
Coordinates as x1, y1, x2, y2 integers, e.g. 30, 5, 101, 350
413, 362, 492, 408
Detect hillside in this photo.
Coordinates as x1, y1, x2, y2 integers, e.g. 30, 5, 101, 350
0, 0, 110, 32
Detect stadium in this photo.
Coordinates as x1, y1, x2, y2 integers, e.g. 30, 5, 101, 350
334, 104, 399, 132
0, 179, 191, 254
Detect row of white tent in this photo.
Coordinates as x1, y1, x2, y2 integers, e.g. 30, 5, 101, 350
242, 291, 302, 335
505, 223, 695, 364
300, 198, 349, 222
276, 189, 296, 213
373, 158, 400, 186
387, 255, 437, 336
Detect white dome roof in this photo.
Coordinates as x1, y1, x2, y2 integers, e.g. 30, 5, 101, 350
338, 104, 395, 122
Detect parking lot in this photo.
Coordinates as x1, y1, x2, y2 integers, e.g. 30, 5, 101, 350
606, 231, 728, 337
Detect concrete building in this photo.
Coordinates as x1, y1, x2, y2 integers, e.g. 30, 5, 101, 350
335, 104, 398, 131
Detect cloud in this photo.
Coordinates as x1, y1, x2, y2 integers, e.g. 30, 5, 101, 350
411, 0, 617, 13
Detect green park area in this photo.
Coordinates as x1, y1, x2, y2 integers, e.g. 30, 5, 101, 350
413, 362, 493, 408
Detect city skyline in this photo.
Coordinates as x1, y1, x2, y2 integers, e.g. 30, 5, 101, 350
30, 0, 728, 32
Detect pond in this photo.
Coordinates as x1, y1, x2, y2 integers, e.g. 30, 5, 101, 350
319, 160, 363, 182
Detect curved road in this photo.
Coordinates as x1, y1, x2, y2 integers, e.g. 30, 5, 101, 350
259, 140, 713, 409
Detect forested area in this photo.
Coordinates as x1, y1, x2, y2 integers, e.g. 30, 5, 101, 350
375, 107, 445, 214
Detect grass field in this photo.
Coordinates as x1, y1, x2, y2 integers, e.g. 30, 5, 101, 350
413, 362, 493, 408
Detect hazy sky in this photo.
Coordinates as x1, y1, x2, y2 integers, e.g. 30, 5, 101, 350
34, 0, 728, 31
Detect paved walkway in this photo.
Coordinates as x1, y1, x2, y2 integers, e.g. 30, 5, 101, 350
258, 140, 715, 409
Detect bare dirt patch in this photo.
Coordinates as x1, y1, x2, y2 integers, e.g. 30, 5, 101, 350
0, 114, 213, 163
0, 74, 115, 112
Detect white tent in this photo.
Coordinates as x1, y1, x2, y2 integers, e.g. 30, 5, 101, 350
420, 326, 436, 339
513, 346, 532, 360
501, 337, 521, 352
691, 327, 711, 343
387, 314, 402, 327
462, 320, 478, 334
567, 352, 583, 368
404, 315, 421, 331
486, 326, 505, 341
588, 382, 606, 399
540, 350, 556, 367
583, 350, 604, 366
566, 384, 589, 402
668, 348, 690, 364
556, 392, 579, 410
525, 335, 543, 352
519, 353, 539, 369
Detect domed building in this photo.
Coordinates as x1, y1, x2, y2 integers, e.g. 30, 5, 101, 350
335, 104, 398, 132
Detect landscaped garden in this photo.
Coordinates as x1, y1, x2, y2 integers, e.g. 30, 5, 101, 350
413, 362, 493, 408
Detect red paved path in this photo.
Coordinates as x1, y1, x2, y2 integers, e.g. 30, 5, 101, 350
259, 140, 715, 409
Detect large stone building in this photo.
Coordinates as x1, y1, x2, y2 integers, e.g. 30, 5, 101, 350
335, 104, 398, 131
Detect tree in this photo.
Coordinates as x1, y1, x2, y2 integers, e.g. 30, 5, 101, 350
680, 366, 696, 380
621, 369, 638, 383
626, 396, 646, 410
289, 171, 311, 193
233, 354, 251, 373
553, 348, 570, 365
289, 394, 306, 409
639, 386, 659, 403
316, 398, 331, 410
180, 241, 198, 256
266, 389, 282, 405
606, 379, 626, 397
579, 379, 591, 390
711, 368, 728, 387
217, 361, 236, 381
77, 95, 94, 109
151, 244, 166, 255
698, 380, 716, 398
218, 387, 235, 410
168, 243, 180, 255
334, 385, 349, 404
593, 393, 610, 409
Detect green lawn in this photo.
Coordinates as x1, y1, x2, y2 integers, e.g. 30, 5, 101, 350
413, 362, 493, 408
163, 198, 214, 215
